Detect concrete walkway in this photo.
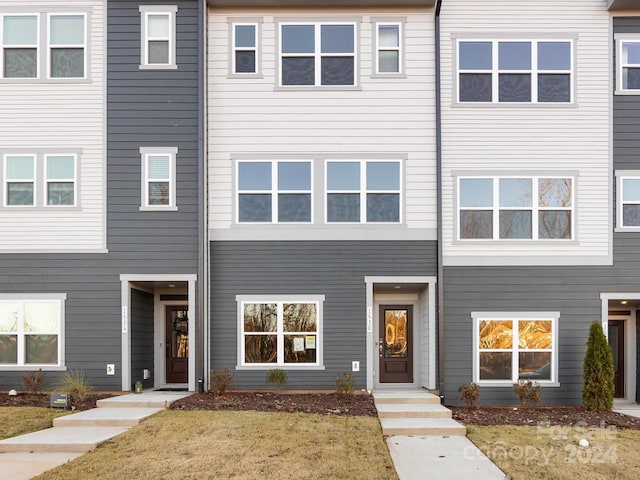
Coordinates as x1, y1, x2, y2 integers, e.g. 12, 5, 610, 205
373, 390, 506, 480
614, 400, 640, 419
0, 391, 189, 480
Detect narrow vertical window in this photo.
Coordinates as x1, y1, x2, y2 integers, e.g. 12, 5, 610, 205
620, 177, 640, 227
376, 23, 401, 74
45, 155, 76, 206
140, 148, 177, 209
617, 37, 640, 92
233, 24, 257, 74
49, 14, 85, 78
5, 155, 35, 206
140, 6, 177, 68
2, 15, 38, 78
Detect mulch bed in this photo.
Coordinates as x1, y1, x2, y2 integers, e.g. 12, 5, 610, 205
170, 391, 378, 417
0, 392, 115, 411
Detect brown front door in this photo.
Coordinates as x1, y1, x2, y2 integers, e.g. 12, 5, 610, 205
379, 306, 413, 383
166, 305, 189, 384
608, 320, 625, 398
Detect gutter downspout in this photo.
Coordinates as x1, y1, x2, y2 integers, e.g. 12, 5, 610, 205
435, 0, 445, 398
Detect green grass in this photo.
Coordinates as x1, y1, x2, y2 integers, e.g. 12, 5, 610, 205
34, 411, 398, 480
0, 407, 71, 440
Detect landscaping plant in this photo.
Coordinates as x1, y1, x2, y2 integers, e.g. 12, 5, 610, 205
56, 369, 94, 406
513, 379, 541, 406
209, 367, 233, 395
458, 382, 480, 408
21, 369, 45, 394
334, 372, 355, 395
582, 321, 615, 412
266, 368, 287, 390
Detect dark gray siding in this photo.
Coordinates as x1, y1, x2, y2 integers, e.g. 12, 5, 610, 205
210, 241, 437, 389
0, 1, 201, 391
131, 288, 155, 389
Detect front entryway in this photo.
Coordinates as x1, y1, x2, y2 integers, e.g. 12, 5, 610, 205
608, 319, 625, 398
379, 305, 413, 383
166, 305, 189, 384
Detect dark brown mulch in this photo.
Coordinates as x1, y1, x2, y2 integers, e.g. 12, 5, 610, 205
0, 392, 115, 411
450, 405, 640, 430
170, 391, 378, 417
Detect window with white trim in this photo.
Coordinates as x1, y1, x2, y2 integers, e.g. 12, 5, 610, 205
618, 174, 640, 228
4, 155, 35, 206
140, 148, 177, 209
326, 160, 401, 223
45, 155, 76, 206
617, 36, 640, 93
279, 22, 356, 86
457, 39, 572, 103
376, 22, 401, 74
473, 313, 557, 384
48, 14, 85, 78
0, 295, 65, 367
458, 176, 573, 240
232, 23, 257, 74
139, 6, 177, 69
239, 298, 322, 367
2, 14, 38, 78
237, 160, 312, 223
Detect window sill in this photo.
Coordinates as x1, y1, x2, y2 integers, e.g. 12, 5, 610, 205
139, 65, 178, 70
274, 85, 362, 92
615, 227, 640, 232
139, 206, 178, 212
477, 381, 560, 388
370, 73, 407, 79
0, 365, 67, 372
614, 90, 640, 96
452, 101, 576, 108
228, 73, 264, 79
0, 78, 92, 84
236, 365, 325, 371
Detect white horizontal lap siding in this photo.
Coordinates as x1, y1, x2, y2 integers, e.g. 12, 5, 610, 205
440, 0, 610, 264
208, 8, 436, 233
0, 1, 105, 251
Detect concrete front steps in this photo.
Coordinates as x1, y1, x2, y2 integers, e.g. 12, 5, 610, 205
374, 390, 466, 436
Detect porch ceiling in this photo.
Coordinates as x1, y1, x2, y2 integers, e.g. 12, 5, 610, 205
374, 283, 427, 294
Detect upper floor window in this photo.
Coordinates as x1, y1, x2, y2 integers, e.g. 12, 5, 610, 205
139, 6, 177, 69
616, 36, 640, 93
233, 23, 258, 74
458, 176, 573, 240
5, 155, 35, 206
140, 147, 177, 210
457, 40, 572, 103
279, 23, 356, 87
45, 155, 76, 206
617, 173, 640, 229
237, 160, 312, 223
1, 13, 86, 80
376, 22, 402, 74
326, 160, 401, 223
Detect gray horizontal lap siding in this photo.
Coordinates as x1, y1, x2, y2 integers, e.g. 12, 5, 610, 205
210, 241, 437, 390
131, 289, 155, 389
0, 1, 200, 391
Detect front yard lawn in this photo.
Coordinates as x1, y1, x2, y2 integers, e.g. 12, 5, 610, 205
0, 407, 70, 440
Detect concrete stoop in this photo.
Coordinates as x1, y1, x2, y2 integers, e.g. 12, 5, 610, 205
374, 390, 466, 436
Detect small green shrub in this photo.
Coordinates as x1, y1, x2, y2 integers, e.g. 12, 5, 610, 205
513, 379, 541, 406
21, 369, 45, 394
583, 321, 614, 412
56, 370, 94, 405
266, 368, 287, 390
210, 368, 234, 395
458, 382, 480, 408
334, 373, 355, 395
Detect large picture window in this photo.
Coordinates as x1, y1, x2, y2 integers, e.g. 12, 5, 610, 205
457, 39, 572, 103
473, 313, 558, 384
458, 176, 573, 240
0, 295, 65, 367
238, 297, 324, 367
280, 22, 356, 87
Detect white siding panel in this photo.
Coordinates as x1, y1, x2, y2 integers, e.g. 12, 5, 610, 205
0, 0, 105, 251
208, 7, 437, 236
440, 0, 610, 265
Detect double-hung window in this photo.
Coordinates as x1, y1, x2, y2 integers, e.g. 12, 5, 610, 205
140, 6, 177, 69
457, 40, 572, 103
617, 174, 640, 228
2, 15, 38, 78
458, 176, 573, 240
616, 36, 640, 93
473, 313, 558, 385
326, 160, 401, 223
376, 22, 402, 74
0, 295, 65, 367
232, 23, 257, 74
49, 14, 85, 78
280, 22, 356, 87
140, 148, 177, 209
237, 160, 312, 223
45, 155, 76, 206
4, 155, 35, 206
239, 297, 323, 367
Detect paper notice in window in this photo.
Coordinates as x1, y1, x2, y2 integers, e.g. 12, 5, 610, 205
305, 335, 316, 350
293, 337, 305, 352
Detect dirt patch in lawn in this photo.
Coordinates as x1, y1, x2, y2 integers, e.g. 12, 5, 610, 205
170, 391, 378, 417
0, 392, 115, 411
451, 406, 640, 430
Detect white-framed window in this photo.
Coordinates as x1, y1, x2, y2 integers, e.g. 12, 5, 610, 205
0, 294, 66, 368
616, 35, 640, 93
472, 312, 558, 385
232, 23, 258, 74
48, 14, 86, 78
237, 160, 312, 223
617, 172, 640, 229
279, 22, 357, 87
457, 176, 573, 240
457, 39, 573, 103
139, 5, 177, 69
1, 14, 39, 78
140, 147, 177, 209
45, 154, 76, 206
4, 154, 35, 207
375, 22, 402, 74
238, 296, 324, 368
326, 160, 401, 223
